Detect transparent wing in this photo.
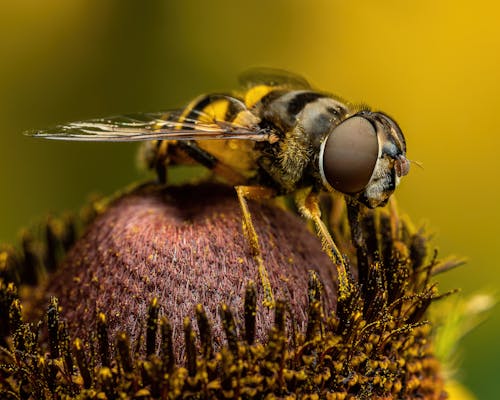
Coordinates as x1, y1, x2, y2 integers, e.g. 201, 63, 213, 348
238, 67, 312, 90
25, 109, 272, 142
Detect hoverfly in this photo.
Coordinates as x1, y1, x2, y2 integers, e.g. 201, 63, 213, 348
27, 69, 409, 306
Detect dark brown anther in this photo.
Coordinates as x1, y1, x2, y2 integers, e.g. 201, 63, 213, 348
391, 264, 410, 307
335, 283, 362, 339
195, 304, 213, 360
8, 295, 22, 335
220, 304, 238, 356
44, 218, 59, 272
116, 332, 133, 374
97, 312, 110, 367
146, 298, 159, 357
60, 213, 77, 253
141, 359, 163, 398
305, 300, 322, 343
305, 271, 324, 342
47, 297, 60, 359
409, 232, 427, 272
35, 356, 49, 398
274, 300, 286, 334
73, 338, 92, 389
220, 347, 235, 397
159, 316, 174, 374
183, 317, 197, 377
407, 291, 434, 324
307, 270, 323, 305
98, 367, 116, 400
21, 232, 39, 285
59, 320, 74, 375
45, 359, 59, 396
363, 261, 387, 323
244, 281, 256, 345
0, 280, 16, 343
9, 299, 24, 352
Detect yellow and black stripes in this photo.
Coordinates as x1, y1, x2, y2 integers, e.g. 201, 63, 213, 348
151, 93, 260, 185
181, 94, 245, 125
146, 83, 352, 188
286, 92, 326, 116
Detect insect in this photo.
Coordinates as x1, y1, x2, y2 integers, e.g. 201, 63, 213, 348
27, 69, 409, 306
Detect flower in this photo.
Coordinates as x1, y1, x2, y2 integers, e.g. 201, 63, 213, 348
0, 182, 469, 399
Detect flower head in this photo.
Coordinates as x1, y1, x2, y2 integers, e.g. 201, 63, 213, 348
0, 182, 469, 398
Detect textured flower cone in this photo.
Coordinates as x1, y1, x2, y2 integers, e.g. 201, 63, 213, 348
45, 183, 336, 351
0, 182, 454, 399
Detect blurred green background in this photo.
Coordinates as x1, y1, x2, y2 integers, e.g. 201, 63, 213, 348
0, 1, 498, 397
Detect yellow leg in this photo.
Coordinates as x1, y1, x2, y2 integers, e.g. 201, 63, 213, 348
235, 186, 276, 308
294, 188, 352, 300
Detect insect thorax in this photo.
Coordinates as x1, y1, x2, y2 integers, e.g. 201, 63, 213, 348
252, 90, 352, 194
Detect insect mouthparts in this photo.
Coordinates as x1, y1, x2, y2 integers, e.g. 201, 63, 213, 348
395, 155, 410, 178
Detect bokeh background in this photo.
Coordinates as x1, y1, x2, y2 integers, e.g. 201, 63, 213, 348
0, 1, 498, 397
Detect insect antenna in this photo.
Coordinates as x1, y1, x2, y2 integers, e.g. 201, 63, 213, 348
408, 159, 424, 170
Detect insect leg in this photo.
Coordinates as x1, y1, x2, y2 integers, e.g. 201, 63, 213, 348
235, 185, 276, 308
146, 140, 168, 184
294, 187, 352, 300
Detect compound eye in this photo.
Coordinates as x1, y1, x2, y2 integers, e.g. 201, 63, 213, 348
320, 116, 379, 194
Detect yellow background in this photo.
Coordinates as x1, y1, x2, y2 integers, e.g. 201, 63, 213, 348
0, 1, 498, 397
